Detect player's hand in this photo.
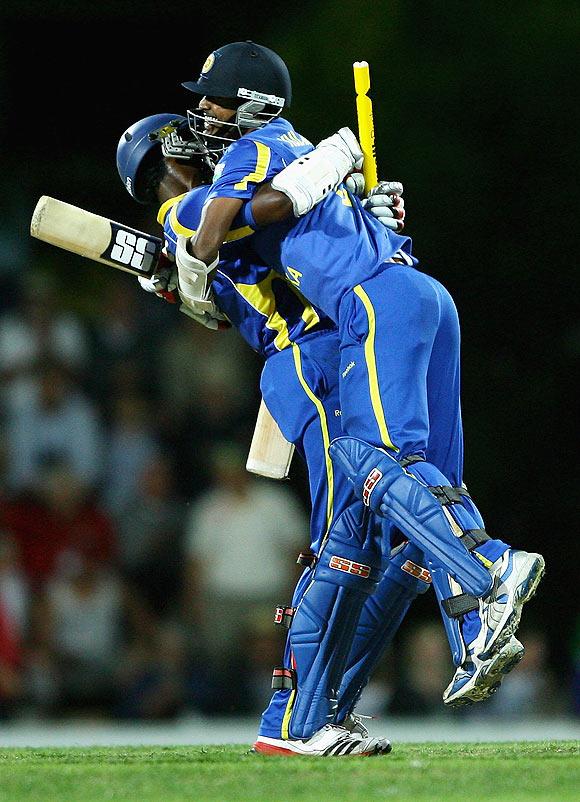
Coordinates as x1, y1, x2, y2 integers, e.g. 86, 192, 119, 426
137, 265, 179, 303
137, 252, 179, 302
362, 181, 405, 232
344, 171, 366, 197
179, 303, 232, 331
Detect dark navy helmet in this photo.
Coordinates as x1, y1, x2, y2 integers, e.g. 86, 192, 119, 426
183, 41, 292, 154
182, 41, 292, 108
116, 113, 213, 203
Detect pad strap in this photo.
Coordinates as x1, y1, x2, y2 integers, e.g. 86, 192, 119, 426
274, 605, 295, 629
296, 550, 316, 568
441, 592, 479, 618
271, 666, 296, 690
428, 485, 472, 504
460, 528, 491, 551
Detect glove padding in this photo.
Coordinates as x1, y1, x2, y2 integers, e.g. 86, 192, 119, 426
137, 244, 229, 330
271, 127, 364, 216
138, 266, 178, 302
344, 172, 366, 197
316, 127, 364, 171
175, 235, 219, 311
179, 303, 231, 331
362, 181, 405, 232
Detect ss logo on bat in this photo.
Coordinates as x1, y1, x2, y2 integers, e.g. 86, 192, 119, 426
110, 228, 158, 271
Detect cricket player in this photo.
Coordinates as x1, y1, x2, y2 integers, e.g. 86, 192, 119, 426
117, 113, 419, 756
116, 101, 532, 756
172, 41, 545, 741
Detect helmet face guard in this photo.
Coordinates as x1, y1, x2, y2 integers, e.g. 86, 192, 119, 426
186, 88, 285, 154
149, 118, 217, 172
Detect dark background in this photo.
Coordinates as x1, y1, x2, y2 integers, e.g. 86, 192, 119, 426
1, 1, 578, 687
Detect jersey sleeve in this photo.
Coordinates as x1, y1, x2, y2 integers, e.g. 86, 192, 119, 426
207, 138, 285, 202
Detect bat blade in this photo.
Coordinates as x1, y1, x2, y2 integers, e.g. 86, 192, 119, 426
30, 195, 162, 277
246, 399, 295, 480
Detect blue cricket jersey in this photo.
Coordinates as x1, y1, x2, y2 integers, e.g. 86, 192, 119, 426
205, 117, 419, 323
158, 186, 335, 359
207, 117, 313, 202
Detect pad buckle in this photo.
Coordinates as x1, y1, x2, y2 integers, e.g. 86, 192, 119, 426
429, 485, 471, 505
441, 593, 479, 618
460, 528, 491, 551
297, 550, 316, 568
271, 666, 296, 691
274, 605, 295, 629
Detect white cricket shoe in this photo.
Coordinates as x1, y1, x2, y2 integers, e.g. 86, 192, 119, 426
475, 549, 545, 659
443, 635, 525, 707
252, 724, 392, 757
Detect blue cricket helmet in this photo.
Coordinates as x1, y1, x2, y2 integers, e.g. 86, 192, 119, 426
116, 113, 184, 204
182, 41, 292, 109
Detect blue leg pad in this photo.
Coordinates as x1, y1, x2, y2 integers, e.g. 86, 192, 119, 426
329, 436, 492, 597
430, 565, 470, 666
336, 541, 431, 721
286, 501, 384, 740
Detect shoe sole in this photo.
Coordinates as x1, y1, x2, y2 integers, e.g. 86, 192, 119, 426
481, 553, 545, 658
444, 640, 525, 707
252, 739, 392, 757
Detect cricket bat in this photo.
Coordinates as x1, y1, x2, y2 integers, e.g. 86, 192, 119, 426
29, 194, 295, 480
30, 195, 162, 277
246, 399, 295, 480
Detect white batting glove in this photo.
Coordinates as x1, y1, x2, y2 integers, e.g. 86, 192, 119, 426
362, 181, 406, 232
344, 172, 366, 197
137, 263, 179, 303
179, 303, 231, 330
271, 127, 364, 217
316, 127, 364, 171
175, 235, 219, 313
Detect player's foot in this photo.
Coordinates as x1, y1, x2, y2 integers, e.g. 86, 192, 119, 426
476, 550, 545, 659
443, 635, 525, 707
252, 724, 392, 757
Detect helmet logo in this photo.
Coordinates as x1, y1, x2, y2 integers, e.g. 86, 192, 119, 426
201, 53, 215, 74
125, 177, 132, 192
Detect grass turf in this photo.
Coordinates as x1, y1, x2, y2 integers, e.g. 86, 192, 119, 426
0, 741, 578, 802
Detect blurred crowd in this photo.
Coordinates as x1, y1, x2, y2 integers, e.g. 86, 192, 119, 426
0, 264, 575, 723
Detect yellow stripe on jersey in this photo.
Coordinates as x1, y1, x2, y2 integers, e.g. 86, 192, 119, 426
233, 141, 272, 191
292, 344, 334, 535
300, 303, 320, 331
235, 272, 292, 351
157, 194, 187, 225
168, 203, 254, 242
353, 285, 398, 452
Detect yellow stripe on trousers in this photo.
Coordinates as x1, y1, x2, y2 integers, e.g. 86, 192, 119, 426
353, 285, 398, 452
280, 345, 335, 740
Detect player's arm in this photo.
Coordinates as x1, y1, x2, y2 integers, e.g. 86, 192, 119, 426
183, 127, 364, 264
190, 196, 242, 265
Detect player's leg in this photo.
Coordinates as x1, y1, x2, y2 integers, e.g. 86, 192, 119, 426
331, 267, 544, 660
422, 291, 526, 704
332, 267, 493, 594
335, 535, 431, 726
256, 334, 390, 755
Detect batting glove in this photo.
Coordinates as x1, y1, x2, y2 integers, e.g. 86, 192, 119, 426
137, 259, 179, 303
362, 181, 405, 232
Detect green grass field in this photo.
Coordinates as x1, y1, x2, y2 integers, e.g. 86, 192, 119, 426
0, 742, 578, 802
